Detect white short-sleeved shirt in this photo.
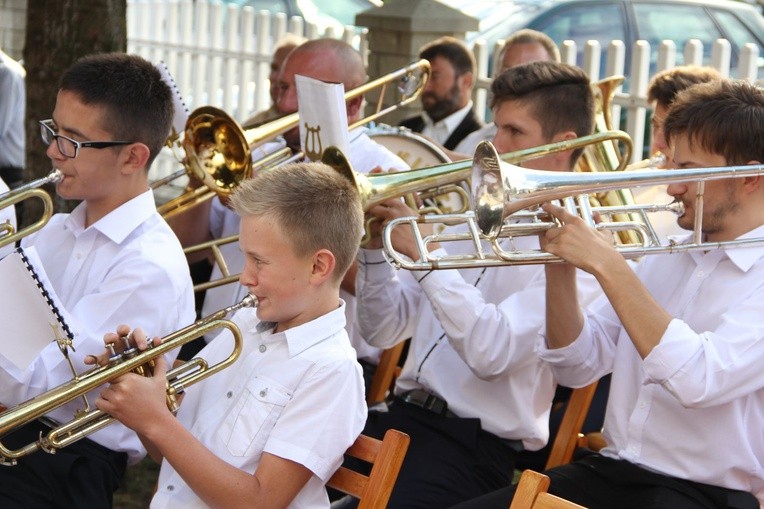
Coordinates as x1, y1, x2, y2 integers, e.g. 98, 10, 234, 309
0, 189, 196, 463
151, 302, 367, 509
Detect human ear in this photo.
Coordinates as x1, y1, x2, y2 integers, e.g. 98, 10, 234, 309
120, 143, 151, 175
459, 71, 474, 91
310, 249, 336, 284
346, 96, 363, 119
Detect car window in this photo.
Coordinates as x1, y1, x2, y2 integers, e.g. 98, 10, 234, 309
531, 3, 626, 49
713, 9, 764, 52
633, 3, 722, 62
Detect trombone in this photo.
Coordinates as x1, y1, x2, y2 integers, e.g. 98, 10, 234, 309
155, 60, 432, 220
0, 170, 62, 249
0, 295, 257, 465
382, 141, 764, 270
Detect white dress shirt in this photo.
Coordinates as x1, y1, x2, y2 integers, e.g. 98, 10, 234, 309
537, 226, 764, 504
0, 189, 195, 463
454, 123, 497, 156
0, 176, 16, 259
0, 50, 25, 169
421, 101, 474, 147
202, 127, 410, 364
151, 302, 367, 509
356, 225, 601, 449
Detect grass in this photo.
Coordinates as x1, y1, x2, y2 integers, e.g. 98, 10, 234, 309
113, 456, 161, 509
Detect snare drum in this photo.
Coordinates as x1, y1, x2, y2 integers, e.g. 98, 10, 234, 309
368, 125, 450, 169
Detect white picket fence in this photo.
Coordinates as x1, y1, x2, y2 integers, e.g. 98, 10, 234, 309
127, 0, 761, 177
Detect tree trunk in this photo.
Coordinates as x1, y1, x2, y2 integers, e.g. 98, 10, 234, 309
22, 0, 126, 224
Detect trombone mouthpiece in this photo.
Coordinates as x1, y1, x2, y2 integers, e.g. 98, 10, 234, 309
239, 294, 259, 310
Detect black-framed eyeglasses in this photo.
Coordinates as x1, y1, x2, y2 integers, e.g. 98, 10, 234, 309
39, 119, 134, 159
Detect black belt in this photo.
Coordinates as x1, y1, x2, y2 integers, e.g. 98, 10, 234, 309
397, 389, 458, 418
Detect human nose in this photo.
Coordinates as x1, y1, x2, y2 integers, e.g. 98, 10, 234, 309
239, 261, 258, 289
666, 180, 687, 199
652, 126, 668, 154
46, 137, 65, 160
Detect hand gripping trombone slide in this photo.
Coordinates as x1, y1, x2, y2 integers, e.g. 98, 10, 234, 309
0, 294, 258, 465
382, 141, 764, 270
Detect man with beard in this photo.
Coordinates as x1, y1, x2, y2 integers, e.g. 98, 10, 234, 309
399, 36, 482, 151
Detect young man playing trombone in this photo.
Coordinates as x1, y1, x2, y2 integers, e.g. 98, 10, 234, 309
457, 79, 764, 509
353, 61, 603, 508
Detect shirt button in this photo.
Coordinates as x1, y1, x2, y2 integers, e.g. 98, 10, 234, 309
639, 401, 646, 409
167, 485, 175, 492
259, 344, 267, 353
697, 270, 705, 277
226, 391, 233, 398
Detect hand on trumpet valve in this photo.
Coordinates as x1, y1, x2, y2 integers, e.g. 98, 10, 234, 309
94, 351, 172, 435
540, 202, 621, 274
92, 325, 172, 434
84, 325, 156, 367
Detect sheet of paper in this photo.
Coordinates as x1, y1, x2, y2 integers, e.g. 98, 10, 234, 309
0, 247, 73, 370
296, 75, 349, 160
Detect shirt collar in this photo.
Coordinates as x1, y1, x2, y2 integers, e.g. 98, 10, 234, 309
65, 189, 157, 243
255, 299, 348, 357
723, 224, 764, 271
424, 101, 473, 133
674, 224, 764, 272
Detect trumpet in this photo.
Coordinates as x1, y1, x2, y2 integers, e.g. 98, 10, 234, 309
0, 170, 62, 249
155, 60, 432, 220
382, 141, 764, 270
0, 295, 257, 465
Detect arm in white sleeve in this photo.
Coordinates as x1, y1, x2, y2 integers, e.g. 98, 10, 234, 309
355, 248, 422, 348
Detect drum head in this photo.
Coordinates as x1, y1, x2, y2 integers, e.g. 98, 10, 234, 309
369, 126, 450, 169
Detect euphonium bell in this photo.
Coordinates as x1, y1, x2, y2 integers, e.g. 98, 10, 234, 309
156, 60, 432, 220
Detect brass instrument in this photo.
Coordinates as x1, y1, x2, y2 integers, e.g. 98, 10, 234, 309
0, 170, 62, 249
0, 295, 257, 465
382, 140, 764, 270
156, 60, 432, 220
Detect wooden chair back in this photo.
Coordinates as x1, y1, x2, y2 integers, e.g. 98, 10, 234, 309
509, 470, 587, 509
366, 341, 407, 405
544, 382, 599, 469
327, 429, 410, 509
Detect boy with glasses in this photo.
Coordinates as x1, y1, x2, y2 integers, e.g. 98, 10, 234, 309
0, 53, 195, 508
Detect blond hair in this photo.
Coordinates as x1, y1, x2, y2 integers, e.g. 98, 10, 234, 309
230, 162, 363, 281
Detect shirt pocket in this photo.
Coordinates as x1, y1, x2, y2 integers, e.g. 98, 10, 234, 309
217, 376, 293, 457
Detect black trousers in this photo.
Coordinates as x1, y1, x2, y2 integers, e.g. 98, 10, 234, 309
339, 400, 518, 509
450, 453, 759, 509
0, 419, 128, 509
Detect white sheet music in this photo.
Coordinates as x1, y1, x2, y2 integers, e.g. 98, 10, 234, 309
296, 75, 349, 160
0, 247, 74, 370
